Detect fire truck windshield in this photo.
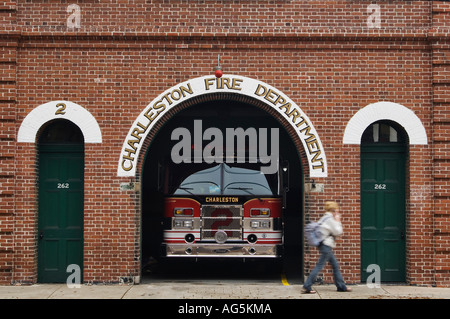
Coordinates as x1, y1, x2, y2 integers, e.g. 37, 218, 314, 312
170, 162, 278, 196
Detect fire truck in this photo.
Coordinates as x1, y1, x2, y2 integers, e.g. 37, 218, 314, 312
161, 159, 288, 258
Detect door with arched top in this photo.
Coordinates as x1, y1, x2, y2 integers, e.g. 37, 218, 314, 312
37, 120, 84, 283
361, 121, 407, 282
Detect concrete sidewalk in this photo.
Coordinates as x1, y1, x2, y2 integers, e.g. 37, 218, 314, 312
0, 282, 449, 299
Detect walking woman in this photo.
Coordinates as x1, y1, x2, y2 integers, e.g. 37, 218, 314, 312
302, 201, 352, 294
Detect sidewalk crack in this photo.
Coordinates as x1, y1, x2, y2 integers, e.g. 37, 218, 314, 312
120, 285, 134, 299
47, 284, 64, 299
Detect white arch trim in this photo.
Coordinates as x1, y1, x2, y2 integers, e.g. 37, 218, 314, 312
17, 100, 102, 143
117, 74, 328, 178
343, 101, 428, 145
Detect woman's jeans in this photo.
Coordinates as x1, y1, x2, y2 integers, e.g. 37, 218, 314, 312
303, 244, 347, 291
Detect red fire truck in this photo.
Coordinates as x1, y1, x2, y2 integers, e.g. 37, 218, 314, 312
161, 160, 288, 258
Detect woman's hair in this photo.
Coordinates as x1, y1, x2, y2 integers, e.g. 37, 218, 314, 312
325, 201, 339, 212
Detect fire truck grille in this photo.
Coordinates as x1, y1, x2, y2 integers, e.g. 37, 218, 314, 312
201, 205, 242, 241
202, 230, 242, 240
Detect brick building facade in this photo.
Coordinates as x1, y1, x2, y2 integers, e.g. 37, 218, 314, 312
0, 0, 449, 287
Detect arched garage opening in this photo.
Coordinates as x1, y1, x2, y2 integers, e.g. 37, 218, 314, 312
140, 95, 304, 280
117, 75, 328, 282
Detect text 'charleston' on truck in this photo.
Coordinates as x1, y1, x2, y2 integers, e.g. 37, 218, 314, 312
161, 157, 289, 258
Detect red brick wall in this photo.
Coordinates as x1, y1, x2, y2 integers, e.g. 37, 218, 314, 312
0, 0, 448, 286
0, 0, 17, 284
16, 0, 431, 31
432, 0, 450, 288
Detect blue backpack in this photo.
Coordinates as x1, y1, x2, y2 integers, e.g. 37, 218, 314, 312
305, 216, 330, 246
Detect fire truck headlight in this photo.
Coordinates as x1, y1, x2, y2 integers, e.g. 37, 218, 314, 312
173, 219, 194, 229
250, 220, 270, 229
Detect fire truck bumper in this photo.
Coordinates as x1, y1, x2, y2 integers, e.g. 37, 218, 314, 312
163, 243, 282, 258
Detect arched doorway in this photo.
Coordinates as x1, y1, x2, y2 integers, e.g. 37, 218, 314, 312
360, 120, 408, 282
37, 119, 85, 283
118, 75, 328, 282
140, 97, 304, 280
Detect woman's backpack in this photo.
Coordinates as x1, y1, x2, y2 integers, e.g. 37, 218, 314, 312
304, 216, 331, 246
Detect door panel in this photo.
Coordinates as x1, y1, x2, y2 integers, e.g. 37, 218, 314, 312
361, 146, 406, 282
38, 145, 84, 283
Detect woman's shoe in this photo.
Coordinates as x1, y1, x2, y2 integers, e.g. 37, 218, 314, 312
301, 288, 317, 294
337, 287, 353, 292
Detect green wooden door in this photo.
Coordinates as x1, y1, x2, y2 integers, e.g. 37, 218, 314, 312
38, 143, 84, 283
361, 144, 406, 282
360, 121, 407, 283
